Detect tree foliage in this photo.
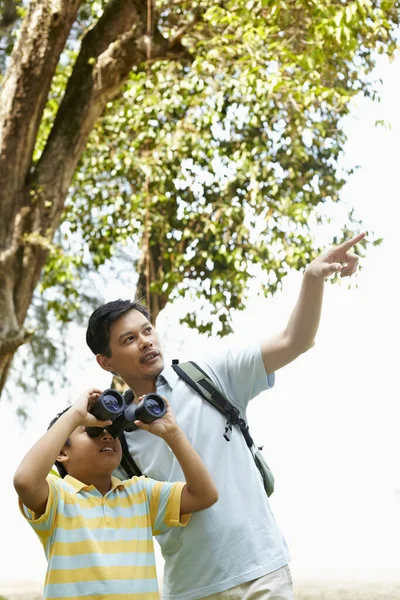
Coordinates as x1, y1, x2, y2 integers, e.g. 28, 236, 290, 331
0, 0, 399, 397
60, 0, 399, 331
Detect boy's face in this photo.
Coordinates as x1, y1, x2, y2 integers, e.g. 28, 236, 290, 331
60, 427, 122, 480
97, 309, 164, 383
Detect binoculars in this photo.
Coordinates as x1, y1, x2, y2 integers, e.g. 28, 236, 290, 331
86, 389, 167, 438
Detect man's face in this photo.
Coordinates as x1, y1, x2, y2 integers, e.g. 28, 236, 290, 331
99, 309, 164, 383
62, 427, 122, 480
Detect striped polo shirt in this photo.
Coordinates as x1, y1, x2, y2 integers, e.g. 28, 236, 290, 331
19, 473, 189, 600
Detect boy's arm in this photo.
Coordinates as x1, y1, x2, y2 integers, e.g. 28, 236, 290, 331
13, 388, 108, 516
134, 400, 218, 515
164, 428, 218, 514
261, 232, 365, 374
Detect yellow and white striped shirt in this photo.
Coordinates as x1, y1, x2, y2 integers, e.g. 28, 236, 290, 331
20, 474, 189, 600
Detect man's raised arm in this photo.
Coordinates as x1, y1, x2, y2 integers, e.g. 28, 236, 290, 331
261, 232, 365, 374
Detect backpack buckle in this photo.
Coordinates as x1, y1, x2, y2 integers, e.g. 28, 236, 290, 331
223, 421, 233, 441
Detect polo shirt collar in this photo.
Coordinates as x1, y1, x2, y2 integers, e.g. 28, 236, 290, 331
156, 363, 179, 389
124, 361, 179, 397
65, 475, 127, 493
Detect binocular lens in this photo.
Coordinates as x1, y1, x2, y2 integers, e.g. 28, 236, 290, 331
145, 397, 164, 416
102, 394, 123, 413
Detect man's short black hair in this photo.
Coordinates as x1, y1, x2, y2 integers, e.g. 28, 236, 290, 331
48, 407, 72, 478
86, 299, 151, 357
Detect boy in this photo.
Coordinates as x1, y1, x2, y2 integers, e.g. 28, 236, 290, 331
13, 387, 218, 600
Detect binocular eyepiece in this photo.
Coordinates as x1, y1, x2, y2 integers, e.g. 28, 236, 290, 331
86, 389, 167, 438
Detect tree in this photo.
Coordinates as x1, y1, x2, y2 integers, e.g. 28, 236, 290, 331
0, 0, 398, 397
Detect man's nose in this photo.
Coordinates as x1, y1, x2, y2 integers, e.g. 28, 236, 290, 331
139, 334, 153, 349
100, 429, 113, 441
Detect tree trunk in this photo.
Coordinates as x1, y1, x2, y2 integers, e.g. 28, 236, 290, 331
0, 0, 188, 396
135, 241, 169, 325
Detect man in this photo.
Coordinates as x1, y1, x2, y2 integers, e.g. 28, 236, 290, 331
86, 233, 365, 600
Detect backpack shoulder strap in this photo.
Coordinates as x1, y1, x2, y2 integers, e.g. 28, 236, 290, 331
119, 432, 143, 478
172, 360, 231, 419
172, 360, 254, 448
172, 360, 275, 497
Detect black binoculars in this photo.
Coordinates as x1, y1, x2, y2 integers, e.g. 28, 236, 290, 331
86, 389, 167, 438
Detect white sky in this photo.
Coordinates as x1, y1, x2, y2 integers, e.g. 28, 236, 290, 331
1, 54, 400, 586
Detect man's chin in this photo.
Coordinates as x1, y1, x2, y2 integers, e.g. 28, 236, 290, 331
141, 358, 164, 377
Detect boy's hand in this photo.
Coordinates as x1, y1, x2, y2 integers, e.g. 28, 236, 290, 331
70, 388, 113, 429
134, 397, 180, 441
306, 232, 365, 279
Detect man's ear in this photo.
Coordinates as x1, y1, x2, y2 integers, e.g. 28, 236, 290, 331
96, 354, 114, 373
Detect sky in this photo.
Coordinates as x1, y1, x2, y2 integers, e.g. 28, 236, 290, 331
0, 53, 400, 586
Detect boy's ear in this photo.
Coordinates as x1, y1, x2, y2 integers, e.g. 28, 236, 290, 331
57, 449, 69, 465
96, 354, 114, 373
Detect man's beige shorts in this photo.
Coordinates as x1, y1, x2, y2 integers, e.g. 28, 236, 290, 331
200, 565, 294, 600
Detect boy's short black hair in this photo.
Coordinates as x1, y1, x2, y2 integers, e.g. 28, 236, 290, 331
86, 299, 151, 357
47, 407, 72, 478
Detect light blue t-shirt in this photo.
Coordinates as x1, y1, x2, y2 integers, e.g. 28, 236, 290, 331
123, 342, 290, 600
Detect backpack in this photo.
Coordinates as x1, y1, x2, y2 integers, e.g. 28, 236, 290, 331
119, 360, 275, 497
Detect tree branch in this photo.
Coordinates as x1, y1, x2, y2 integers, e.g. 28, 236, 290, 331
0, 328, 33, 357
168, 6, 204, 49
0, 0, 18, 36
31, 0, 189, 230
0, 0, 82, 245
